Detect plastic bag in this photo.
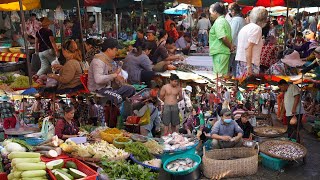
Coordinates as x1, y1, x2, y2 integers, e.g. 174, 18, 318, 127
139, 107, 150, 126
41, 117, 55, 141
120, 69, 128, 80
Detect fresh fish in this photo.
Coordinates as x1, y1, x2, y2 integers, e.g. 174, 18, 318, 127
167, 158, 196, 172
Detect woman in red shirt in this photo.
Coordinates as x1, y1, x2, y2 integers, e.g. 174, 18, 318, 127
55, 105, 79, 139
168, 23, 179, 42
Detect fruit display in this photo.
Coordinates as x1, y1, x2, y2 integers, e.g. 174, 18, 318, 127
7, 152, 48, 180
116, 48, 128, 58
46, 159, 88, 180
70, 140, 129, 160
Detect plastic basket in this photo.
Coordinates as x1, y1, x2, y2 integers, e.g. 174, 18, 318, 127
260, 153, 288, 171
163, 154, 201, 176
130, 154, 161, 171
0, 172, 8, 180
25, 137, 45, 146
47, 158, 98, 180
161, 141, 199, 163
40, 154, 70, 162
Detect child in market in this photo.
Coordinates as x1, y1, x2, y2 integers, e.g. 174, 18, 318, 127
182, 106, 205, 135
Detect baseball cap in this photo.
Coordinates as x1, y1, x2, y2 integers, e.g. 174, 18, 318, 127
101, 38, 122, 52
220, 108, 232, 116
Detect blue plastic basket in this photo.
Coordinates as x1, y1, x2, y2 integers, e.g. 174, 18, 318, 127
260, 153, 288, 171
25, 138, 45, 146
129, 154, 161, 171
163, 154, 201, 176
161, 141, 199, 163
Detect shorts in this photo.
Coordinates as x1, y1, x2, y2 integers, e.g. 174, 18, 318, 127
212, 54, 230, 76
152, 61, 168, 72
162, 104, 180, 126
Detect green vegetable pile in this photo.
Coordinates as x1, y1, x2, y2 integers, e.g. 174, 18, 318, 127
125, 142, 153, 162
80, 125, 96, 133
100, 159, 158, 180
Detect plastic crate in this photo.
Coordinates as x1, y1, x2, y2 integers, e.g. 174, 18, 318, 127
260, 153, 288, 171
47, 158, 98, 180
0, 172, 8, 180
40, 154, 70, 162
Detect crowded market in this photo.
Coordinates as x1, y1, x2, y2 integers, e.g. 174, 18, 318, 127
0, 0, 320, 179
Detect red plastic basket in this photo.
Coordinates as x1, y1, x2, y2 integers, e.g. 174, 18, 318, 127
41, 154, 70, 162
47, 158, 98, 180
0, 172, 8, 180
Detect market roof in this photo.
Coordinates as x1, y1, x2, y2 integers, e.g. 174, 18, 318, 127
0, 0, 40, 11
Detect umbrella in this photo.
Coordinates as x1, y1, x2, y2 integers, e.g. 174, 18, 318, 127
0, 0, 40, 11
223, 0, 320, 8
21, 88, 38, 95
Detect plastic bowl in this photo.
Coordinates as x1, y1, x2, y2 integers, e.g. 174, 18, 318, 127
25, 137, 45, 146
131, 134, 148, 143
113, 137, 132, 149
163, 154, 201, 176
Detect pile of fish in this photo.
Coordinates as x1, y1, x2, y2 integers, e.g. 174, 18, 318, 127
166, 158, 198, 172
263, 129, 280, 135
268, 144, 304, 159
162, 133, 196, 151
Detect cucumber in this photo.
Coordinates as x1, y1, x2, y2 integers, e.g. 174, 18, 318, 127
8, 152, 40, 159
7, 173, 14, 180
21, 170, 46, 178
13, 171, 22, 178
55, 171, 73, 180
16, 162, 46, 171
12, 157, 41, 166
22, 177, 48, 180
46, 159, 64, 170
55, 169, 74, 180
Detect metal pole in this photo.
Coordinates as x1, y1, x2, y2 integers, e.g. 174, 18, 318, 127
76, 0, 86, 61
284, 1, 289, 49
141, 0, 144, 29
18, 0, 32, 87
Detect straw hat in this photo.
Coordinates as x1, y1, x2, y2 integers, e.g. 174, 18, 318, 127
281, 50, 305, 67
41, 17, 53, 27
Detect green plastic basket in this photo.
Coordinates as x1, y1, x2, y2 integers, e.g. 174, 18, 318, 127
163, 154, 201, 176
260, 153, 288, 171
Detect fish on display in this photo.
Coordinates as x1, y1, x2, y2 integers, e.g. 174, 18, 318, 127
166, 158, 198, 172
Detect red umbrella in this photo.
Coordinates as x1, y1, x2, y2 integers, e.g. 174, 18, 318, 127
255, 0, 285, 7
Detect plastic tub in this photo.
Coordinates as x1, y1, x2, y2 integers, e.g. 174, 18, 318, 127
47, 158, 98, 180
163, 154, 201, 176
260, 153, 288, 171
161, 141, 199, 163
25, 137, 45, 146
130, 154, 161, 171
113, 137, 132, 149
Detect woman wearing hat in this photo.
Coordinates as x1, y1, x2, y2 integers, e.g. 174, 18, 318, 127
35, 17, 59, 76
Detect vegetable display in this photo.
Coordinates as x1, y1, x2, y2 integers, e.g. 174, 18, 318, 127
7, 152, 48, 180
100, 159, 158, 180
124, 142, 153, 162
47, 159, 89, 180
144, 140, 163, 155
34, 136, 63, 158
70, 140, 129, 160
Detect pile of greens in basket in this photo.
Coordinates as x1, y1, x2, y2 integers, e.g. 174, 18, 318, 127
100, 159, 158, 180
125, 142, 153, 161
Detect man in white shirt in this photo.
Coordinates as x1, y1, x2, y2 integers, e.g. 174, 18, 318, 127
278, 79, 304, 142
197, 13, 211, 46
223, 87, 231, 103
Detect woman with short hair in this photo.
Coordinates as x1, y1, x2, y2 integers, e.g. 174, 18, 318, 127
235, 6, 268, 78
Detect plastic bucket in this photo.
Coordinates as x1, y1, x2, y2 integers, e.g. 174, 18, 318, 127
163, 154, 201, 176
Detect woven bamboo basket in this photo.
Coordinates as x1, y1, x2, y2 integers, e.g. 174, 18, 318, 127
202, 147, 258, 179
259, 140, 307, 160
254, 126, 287, 138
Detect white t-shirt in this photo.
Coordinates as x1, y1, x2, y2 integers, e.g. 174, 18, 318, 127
284, 84, 305, 116
235, 23, 263, 66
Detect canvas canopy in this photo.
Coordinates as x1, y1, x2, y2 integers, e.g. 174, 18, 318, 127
0, 0, 40, 11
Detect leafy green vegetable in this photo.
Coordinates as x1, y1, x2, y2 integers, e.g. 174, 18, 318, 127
125, 142, 153, 162
80, 125, 96, 133
100, 159, 158, 180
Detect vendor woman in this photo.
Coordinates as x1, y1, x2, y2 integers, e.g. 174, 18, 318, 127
55, 105, 79, 139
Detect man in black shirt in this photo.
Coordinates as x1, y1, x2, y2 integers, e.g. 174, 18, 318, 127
236, 112, 253, 139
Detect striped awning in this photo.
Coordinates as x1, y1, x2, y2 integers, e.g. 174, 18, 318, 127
0, 53, 27, 62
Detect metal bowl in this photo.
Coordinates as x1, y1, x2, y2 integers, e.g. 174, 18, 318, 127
20, 47, 35, 54
0, 46, 9, 53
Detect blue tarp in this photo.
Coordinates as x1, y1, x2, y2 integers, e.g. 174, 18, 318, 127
21, 87, 37, 95
164, 8, 188, 15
